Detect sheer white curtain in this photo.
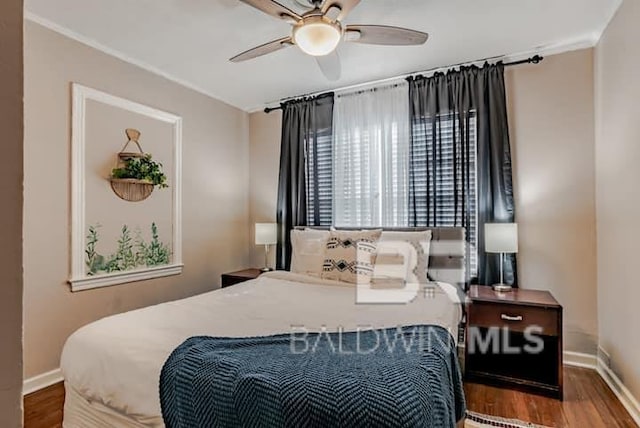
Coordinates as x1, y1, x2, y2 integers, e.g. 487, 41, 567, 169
332, 83, 410, 227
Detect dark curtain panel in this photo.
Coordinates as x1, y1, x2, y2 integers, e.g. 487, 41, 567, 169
276, 93, 334, 270
408, 63, 517, 287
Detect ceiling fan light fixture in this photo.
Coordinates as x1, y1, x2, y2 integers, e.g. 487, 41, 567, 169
293, 18, 342, 56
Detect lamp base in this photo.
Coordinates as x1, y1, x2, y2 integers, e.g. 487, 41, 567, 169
492, 283, 513, 293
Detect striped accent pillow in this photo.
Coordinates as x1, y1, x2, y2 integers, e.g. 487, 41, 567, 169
321, 229, 382, 284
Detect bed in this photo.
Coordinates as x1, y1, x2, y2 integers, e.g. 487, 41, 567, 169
61, 227, 467, 427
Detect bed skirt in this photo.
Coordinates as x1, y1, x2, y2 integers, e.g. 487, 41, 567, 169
63, 381, 164, 428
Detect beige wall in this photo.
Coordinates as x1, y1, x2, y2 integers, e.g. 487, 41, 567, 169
506, 49, 598, 354
0, 0, 24, 425
23, 21, 251, 378
249, 110, 282, 268
248, 49, 599, 354
595, 0, 640, 400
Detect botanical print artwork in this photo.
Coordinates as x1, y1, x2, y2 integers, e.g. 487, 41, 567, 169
86, 222, 172, 276
70, 84, 182, 291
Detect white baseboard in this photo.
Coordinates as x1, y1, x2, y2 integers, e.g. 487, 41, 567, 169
551, 351, 639, 424
564, 351, 597, 369
23, 368, 63, 396
596, 358, 640, 426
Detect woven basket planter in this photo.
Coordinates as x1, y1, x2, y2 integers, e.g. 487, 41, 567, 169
109, 129, 159, 202
110, 178, 154, 202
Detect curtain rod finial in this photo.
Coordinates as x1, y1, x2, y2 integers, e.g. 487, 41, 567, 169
530, 55, 543, 64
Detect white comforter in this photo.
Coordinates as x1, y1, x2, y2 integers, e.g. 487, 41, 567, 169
61, 271, 462, 426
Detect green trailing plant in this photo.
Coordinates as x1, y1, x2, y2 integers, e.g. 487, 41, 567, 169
145, 222, 171, 266
86, 225, 105, 275
134, 227, 148, 267
85, 222, 172, 275
111, 154, 168, 188
113, 225, 136, 270
103, 255, 121, 273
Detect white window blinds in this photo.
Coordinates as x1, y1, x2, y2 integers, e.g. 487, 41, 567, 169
410, 113, 478, 275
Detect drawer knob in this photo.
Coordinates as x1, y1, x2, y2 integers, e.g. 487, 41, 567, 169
501, 314, 523, 322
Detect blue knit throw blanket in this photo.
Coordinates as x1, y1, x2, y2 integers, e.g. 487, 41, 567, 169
160, 325, 466, 428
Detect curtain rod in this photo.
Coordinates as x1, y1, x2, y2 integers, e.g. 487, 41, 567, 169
264, 54, 543, 114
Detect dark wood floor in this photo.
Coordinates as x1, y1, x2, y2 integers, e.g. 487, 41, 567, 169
24, 382, 64, 428
24, 367, 637, 428
465, 367, 637, 427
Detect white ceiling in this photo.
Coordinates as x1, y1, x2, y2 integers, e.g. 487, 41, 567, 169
25, 0, 620, 112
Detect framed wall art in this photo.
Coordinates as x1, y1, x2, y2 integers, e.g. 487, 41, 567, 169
69, 84, 183, 291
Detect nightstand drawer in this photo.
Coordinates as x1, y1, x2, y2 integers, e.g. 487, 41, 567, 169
468, 302, 559, 336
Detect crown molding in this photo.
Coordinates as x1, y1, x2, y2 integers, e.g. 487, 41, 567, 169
592, 0, 623, 46
26, 8, 615, 115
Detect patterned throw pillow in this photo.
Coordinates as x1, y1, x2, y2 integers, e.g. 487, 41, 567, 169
321, 229, 382, 284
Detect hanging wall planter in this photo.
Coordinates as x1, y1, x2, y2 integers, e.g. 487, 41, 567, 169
109, 129, 168, 202
110, 178, 155, 202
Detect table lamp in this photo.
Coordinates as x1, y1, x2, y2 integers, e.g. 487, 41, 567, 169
484, 223, 518, 292
255, 223, 277, 272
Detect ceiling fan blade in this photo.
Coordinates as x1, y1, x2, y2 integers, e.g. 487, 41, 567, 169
316, 51, 341, 81
345, 25, 429, 46
239, 0, 301, 23
322, 0, 361, 22
230, 37, 294, 62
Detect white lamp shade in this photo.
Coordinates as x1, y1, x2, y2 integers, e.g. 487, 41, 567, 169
485, 223, 518, 253
255, 223, 277, 245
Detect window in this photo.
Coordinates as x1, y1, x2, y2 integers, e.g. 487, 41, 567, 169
410, 113, 478, 276
306, 128, 333, 226
330, 84, 411, 228
332, 121, 410, 228
305, 96, 479, 277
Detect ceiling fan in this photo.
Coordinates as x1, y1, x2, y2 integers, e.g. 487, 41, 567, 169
229, 0, 429, 81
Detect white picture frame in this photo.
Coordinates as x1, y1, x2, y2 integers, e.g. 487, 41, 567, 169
69, 83, 183, 291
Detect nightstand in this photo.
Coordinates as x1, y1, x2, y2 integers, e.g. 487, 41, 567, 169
465, 285, 563, 399
221, 268, 263, 288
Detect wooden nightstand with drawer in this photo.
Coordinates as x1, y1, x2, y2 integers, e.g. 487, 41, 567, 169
221, 269, 263, 288
465, 285, 563, 399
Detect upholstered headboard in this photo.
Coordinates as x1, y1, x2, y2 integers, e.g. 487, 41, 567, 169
295, 226, 467, 288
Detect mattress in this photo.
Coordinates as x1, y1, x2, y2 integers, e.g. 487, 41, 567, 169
61, 271, 462, 427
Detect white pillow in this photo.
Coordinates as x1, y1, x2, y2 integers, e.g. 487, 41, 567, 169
290, 229, 329, 277
376, 230, 432, 285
